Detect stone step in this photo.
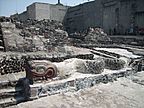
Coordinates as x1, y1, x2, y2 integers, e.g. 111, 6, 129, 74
0, 46, 4, 48
92, 48, 120, 58
0, 72, 26, 89
0, 46, 4, 51
0, 84, 25, 107
0, 36, 3, 40
0, 41, 4, 46
90, 50, 117, 59
0, 31, 4, 51
0, 96, 26, 107
0, 87, 23, 98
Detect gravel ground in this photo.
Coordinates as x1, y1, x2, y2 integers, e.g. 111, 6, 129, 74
9, 71, 144, 108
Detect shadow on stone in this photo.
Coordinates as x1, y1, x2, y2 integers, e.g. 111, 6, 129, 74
14, 78, 30, 104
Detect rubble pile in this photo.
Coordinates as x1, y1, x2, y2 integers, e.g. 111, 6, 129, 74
0, 16, 111, 51
69, 27, 111, 45
0, 17, 69, 52
85, 28, 111, 44
16, 19, 69, 46
0, 16, 14, 22
0, 56, 25, 75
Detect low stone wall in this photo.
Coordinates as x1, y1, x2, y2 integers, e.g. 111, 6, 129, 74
29, 69, 134, 99
0, 57, 25, 75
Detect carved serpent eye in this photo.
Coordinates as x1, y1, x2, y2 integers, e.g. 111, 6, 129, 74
35, 65, 47, 74
45, 68, 55, 78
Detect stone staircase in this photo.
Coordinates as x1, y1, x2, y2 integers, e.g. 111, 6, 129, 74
0, 26, 5, 51
0, 72, 26, 107
0, 85, 25, 107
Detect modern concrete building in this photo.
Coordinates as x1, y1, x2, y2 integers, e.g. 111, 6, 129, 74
11, 1, 69, 22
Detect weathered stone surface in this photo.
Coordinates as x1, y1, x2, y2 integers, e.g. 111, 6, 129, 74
69, 27, 111, 45
0, 22, 24, 51
84, 28, 111, 44
55, 58, 105, 78
0, 22, 15, 29
73, 58, 105, 74
0, 18, 69, 52
104, 58, 126, 70
0, 56, 25, 75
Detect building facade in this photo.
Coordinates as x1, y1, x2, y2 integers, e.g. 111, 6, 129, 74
12, 2, 69, 22
102, 0, 144, 35
64, 0, 103, 33
65, 0, 144, 34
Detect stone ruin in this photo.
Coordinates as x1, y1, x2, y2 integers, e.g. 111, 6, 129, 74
1, 46, 142, 107
69, 27, 111, 45
0, 17, 69, 52
0, 17, 112, 52
0, 17, 144, 107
